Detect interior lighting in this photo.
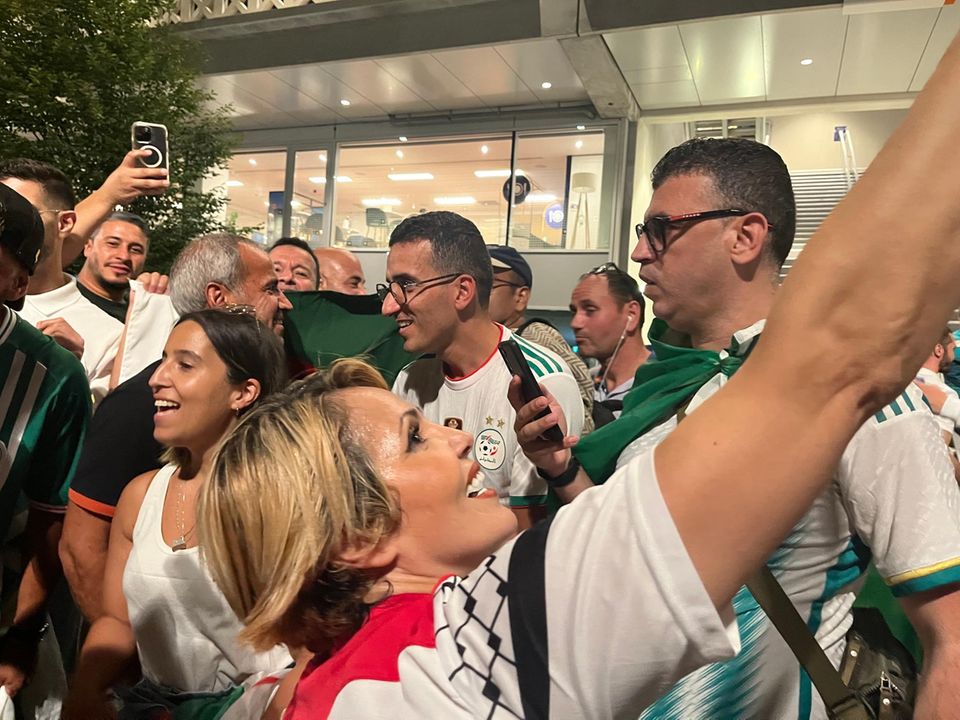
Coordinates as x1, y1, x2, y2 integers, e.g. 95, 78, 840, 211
309, 176, 325, 184
481, 145, 489, 155
541, 81, 552, 89
575, 140, 584, 149
362, 198, 401, 206
800, 58, 813, 66
340, 99, 351, 106
248, 158, 257, 166
473, 168, 525, 178
225, 180, 243, 187
434, 196, 476, 205
396, 150, 404, 159
526, 193, 557, 203
388, 172, 434, 181
290, 200, 302, 208
399, 136, 408, 142
336, 176, 352, 183
319, 152, 327, 161
576, 125, 586, 131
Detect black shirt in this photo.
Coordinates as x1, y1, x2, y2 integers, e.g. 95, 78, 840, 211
69, 360, 162, 516
77, 281, 129, 323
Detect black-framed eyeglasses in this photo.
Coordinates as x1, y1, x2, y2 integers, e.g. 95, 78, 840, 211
376, 273, 462, 305
491, 278, 526, 290
635, 209, 774, 257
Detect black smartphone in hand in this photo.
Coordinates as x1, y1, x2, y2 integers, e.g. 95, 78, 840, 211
131, 121, 169, 171
498, 339, 565, 443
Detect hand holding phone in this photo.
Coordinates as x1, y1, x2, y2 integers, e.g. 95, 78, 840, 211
131, 121, 169, 171
498, 339, 565, 443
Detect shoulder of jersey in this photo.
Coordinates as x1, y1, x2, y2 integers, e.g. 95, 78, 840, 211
511, 333, 566, 379
871, 385, 927, 425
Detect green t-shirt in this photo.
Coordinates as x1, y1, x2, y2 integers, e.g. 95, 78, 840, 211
0, 308, 90, 534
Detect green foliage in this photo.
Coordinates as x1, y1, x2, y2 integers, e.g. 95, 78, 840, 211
0, 0, 236, 272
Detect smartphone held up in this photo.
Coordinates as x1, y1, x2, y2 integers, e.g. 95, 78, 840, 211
131, 122, 169, 172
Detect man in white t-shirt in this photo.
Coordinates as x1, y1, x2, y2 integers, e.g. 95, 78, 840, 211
0, 158, 166, 404
515, 138, 960, 719
380, 211, 583, 529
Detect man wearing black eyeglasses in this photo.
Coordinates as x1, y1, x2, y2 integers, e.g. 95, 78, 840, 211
513, 138, 960, 720
382, 211, 584, 530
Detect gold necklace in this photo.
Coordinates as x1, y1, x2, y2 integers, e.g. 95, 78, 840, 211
172, 481, 191, 551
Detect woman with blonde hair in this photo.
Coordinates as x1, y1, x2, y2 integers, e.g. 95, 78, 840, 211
202, 34, 960, 719
63, 308, 292, 720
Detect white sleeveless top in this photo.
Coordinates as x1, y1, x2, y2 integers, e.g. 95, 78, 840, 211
122, 464, 291, 692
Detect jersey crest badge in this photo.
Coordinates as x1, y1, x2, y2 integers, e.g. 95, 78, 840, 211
474, 428, 505, 470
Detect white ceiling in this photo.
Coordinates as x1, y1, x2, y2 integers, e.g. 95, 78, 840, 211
198, 4, 960, 128
604, 4, 960, 110
199, 38, 589, 130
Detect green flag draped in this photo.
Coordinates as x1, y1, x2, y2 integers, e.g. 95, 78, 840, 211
283, 291, 417, 387
573, 318, 749, 484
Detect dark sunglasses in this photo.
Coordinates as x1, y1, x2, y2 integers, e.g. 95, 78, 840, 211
635, 209, 774, 258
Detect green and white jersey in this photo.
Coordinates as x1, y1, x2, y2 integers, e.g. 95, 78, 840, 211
393, 324, 583, 507
624, 321, 960, 720
0, 307, 90, 536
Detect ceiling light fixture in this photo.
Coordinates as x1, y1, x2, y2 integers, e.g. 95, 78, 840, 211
335, 176, 352, 183
225, 180, 243, 187
541, 81, 552, 89
309, 176, 325, 184
319, 152, 327, 161
362, 198, 401, 206
526, 193, 557, 203
248, 158, 257, 166
396, 150, 404, 159
481, 144, 489, 155
434, 196, 476, 205
473, 169, 525, 178
800, 58, 813, 66
576, 124, 586, 131
575, 140, 584, 149
388, 172, 434, 181
340, 99, 351, 106
399, 136, 408, 142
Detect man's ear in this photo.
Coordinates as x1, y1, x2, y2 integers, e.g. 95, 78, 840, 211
205, 281, 230, 308
935, 343, 945, 360
83, 238, 94, 259
58, 210, 77, 238
515, 286, 531, 312
8, 270, 28, 304
729, 212, 769, 267
453, 274, 478, 311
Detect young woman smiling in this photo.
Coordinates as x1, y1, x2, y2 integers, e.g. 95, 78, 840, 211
63, 308, 292, 720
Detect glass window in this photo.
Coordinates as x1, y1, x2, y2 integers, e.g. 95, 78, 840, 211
291, 149, 331, 245
332, 137, 513, 249
508, 131, 606, 250
209, 151, 287, 246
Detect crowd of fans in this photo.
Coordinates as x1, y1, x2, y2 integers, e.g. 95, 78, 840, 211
0, 31, 959, 720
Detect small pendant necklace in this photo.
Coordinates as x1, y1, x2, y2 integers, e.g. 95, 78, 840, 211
172, 481, 190, 551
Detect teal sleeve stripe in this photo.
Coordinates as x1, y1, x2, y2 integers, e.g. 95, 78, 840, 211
509, 494, 548, 507
874, 409, 887, 423
890, 565, 960, 597
890, 398, 904, 416
514, 336, 563, 375
901, 392, 916, 412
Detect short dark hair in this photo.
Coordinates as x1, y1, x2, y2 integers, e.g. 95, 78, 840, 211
270, 236, 320, 289
651, 138, 795, 268
388, 211, 493, 307
0, 158, 76, 210
580, 264, 646, 321
96, 211, 150, 241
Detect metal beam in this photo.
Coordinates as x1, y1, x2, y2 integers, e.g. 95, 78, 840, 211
579, 0, 838, 32
559, 35, 638, 119
177, 0, 543, 74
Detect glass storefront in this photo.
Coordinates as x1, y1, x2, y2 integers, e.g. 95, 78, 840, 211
213, 151, 288, 246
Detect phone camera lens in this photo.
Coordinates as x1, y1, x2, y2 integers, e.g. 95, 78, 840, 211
135, 126, 152, 142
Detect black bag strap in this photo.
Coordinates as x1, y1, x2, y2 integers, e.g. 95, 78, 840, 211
745, 567, 871, 720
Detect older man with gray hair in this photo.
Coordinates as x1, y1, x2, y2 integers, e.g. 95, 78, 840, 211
60, 233, 290, 622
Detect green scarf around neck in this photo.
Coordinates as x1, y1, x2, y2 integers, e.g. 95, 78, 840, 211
574, 319, 752, 484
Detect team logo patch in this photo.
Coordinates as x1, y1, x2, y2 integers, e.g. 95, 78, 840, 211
444, 417, 463, 430
474, 428, 505, 471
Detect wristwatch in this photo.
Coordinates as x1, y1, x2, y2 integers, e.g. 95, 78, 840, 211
537, 456, 581, 489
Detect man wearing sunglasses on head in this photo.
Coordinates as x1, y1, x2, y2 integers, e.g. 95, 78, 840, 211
513, 138, 960, 719
381, 211, 583, 530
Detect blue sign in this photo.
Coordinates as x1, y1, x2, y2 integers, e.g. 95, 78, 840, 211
545, 203, 565, 229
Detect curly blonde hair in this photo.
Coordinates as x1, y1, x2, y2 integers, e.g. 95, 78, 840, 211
197, 359, 399, 652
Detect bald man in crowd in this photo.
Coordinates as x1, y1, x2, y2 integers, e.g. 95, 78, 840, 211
314, 247, 366, 294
